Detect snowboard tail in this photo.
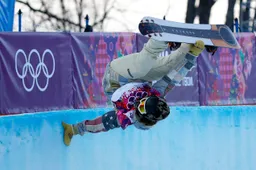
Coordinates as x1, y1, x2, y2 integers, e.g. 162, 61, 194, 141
138, 17, 240, 49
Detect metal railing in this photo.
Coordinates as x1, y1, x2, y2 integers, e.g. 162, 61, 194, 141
238, 0, 256, 32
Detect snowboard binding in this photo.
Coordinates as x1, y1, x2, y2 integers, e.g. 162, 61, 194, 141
168, 42, 181, 51
205, 45, 218, 55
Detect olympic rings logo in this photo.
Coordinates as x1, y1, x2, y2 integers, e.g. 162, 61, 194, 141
126, 91, 148, 109
15, 49, 55, 92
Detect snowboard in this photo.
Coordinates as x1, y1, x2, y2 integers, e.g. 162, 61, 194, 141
138, 16, 241, 49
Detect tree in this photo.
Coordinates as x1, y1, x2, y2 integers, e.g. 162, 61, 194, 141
225, 0, 255, 32
185, 0, 217, 24
225, 0, 236, 31
15, 0, 131, 32
241, 0, 252, 32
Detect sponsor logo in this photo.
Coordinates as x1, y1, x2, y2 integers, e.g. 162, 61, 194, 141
15, 49, 55, 92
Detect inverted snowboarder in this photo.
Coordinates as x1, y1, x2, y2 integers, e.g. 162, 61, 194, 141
62, 35, 219, 146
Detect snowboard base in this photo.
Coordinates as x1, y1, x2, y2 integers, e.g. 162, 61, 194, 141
138, 17, 241, 49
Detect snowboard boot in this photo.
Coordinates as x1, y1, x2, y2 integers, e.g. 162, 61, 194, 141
205, 45, 218, 55
62, 122, 78, 146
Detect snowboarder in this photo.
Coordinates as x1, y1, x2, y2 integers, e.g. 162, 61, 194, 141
62, 37, 217, 146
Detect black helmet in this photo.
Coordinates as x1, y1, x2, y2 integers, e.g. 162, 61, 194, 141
135, 96, 170, 125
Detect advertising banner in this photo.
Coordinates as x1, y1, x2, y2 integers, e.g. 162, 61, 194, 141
0, 32, 73, 114
71, 32, 138, 108
0, 32, 256, 115
198, 33, 256, 105
0, 0, 16, 31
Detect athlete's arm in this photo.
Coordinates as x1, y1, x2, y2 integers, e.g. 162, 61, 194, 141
151, 76, 176, 97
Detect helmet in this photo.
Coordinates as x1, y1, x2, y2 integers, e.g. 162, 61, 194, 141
134, 96, 170, 126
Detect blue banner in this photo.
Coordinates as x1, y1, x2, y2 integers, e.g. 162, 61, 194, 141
0, 0, 16, 31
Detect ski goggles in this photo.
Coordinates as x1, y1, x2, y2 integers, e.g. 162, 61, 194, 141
137, 97, 149, 115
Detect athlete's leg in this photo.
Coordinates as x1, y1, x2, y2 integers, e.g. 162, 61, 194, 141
62, 110, 120, 146
110, 38, 168, 79
102, 38, 168, 97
